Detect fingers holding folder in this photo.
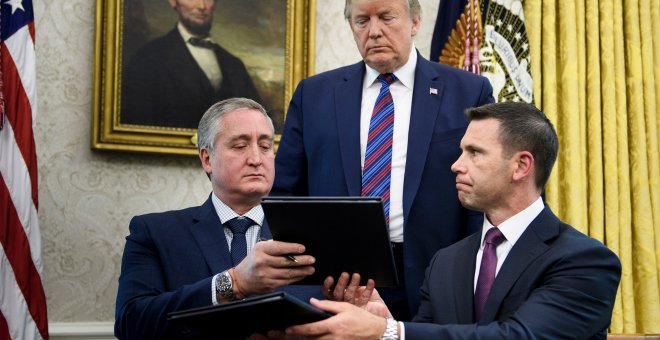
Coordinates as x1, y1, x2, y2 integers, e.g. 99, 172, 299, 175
233, 240, 316, 295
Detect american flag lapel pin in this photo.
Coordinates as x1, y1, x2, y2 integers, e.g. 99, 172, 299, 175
429, 87, 438, 95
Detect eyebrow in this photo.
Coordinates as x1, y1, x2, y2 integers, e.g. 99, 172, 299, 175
459, 140, 483, 152
226, 134, 273, 143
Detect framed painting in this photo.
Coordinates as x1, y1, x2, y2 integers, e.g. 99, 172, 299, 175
92, 0, 316, 155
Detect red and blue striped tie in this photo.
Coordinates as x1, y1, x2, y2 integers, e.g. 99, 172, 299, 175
362, 73, 397, 224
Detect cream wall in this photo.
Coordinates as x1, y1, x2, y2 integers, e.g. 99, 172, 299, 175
33, 0, 438, 332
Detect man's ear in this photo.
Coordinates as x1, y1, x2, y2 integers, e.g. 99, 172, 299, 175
168, 0, 177, 10
199, 148, 212, 177
512, 151, 534, 182
411, 16, 421, 37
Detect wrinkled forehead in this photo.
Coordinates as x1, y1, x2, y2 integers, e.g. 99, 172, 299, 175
218, 109, 273, 137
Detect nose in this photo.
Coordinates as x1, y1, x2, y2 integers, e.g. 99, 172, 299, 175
368, 17, 383, 39
451, 153, 464, 174
246, 144, 263, 167
193, 0, 210, 9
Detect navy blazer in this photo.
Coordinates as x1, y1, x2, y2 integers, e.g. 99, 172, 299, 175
121, 27, 261, 129
114, 196, 321, 339
406, 206, 622, 339
272, 52, 494, 313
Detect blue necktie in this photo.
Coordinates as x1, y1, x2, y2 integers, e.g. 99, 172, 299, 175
474, 227, 506, 321
362, 73, 397, 224
225, 217, 253, 265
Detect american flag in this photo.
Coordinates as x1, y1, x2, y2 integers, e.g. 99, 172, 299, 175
0, 0, 48, 339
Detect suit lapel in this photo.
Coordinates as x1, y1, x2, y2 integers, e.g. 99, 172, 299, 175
454, 233, 481, 323
402, 53, 447, 218
335, 62, 366, 196
189, 196, 233, 274
480, 207, 560, 322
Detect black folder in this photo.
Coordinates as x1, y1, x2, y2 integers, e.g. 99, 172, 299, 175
167, 292, 331, 338
261, 196, 399, 287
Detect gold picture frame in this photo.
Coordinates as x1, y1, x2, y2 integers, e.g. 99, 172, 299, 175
91, 0, 316, 155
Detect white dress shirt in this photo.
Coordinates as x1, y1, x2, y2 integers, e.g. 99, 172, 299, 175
360, 46, 417, 243
473, 197, 545, 292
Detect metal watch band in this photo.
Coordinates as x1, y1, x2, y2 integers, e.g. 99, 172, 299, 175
380, 317, 398, 340
215, 270, 237, 302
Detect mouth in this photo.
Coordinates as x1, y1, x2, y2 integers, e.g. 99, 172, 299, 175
455, 181, 471, 191
367, 46, 389, 53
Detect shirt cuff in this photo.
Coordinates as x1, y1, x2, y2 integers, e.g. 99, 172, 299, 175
211, 273, 220, 305
399, 321, 405, 340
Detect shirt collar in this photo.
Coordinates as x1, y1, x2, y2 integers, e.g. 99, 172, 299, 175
363, 44, 417, 90
211, 193, 264, 226
480, 197, 545, 247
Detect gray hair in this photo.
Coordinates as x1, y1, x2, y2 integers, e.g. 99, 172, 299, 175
464, 102, 559, 190
344, 0, 421, 20
197, 97, 274, 152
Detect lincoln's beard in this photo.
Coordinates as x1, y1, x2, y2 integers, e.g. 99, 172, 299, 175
181, 16, 212, 37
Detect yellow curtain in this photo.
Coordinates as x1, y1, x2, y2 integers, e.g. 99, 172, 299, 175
524, 0, 660, 333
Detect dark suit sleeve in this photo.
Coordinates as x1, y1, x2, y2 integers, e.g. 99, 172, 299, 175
477, 76, 496, 106
272, 81, 309, 196
114, 216, 212, 339
406, 243, 621, 339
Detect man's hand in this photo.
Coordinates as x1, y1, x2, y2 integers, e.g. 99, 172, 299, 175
282, 298, 391, 339
324, 272, 391, 318
233, 240, 315, 297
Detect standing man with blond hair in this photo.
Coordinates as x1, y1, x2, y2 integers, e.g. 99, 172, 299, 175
273, 0, 494, 319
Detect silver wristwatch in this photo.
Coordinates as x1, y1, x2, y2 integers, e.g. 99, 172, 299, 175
215, 270, 237, 302
380, 317, 398, 340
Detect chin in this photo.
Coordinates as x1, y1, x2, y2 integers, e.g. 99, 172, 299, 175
457, 196, 474, 209
242, 186, 270, 197
367, 56, 394, 68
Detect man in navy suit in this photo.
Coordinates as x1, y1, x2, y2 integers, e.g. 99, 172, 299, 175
283, 102, 621, 339
114, 98, 317, 339
121, 0, 261, 129
272, 0, 494, 319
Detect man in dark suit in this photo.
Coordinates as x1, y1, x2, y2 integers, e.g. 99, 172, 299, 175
272, 0, 494, 319
120, 0, 261, 129
114, 98, 318, 339
282, 102, 622, 339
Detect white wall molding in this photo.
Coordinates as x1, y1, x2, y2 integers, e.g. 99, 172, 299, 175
49, 322, 114, 340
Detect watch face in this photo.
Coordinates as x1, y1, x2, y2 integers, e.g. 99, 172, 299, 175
218, 273, 231, 290
216, 271, 236, 301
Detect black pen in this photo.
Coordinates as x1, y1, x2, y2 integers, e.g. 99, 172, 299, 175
259, 237, 298, 263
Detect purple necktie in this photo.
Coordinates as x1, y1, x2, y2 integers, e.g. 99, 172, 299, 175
226, 217, 253, 266
474, 227, 506, 321
361, 73, 396, 224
